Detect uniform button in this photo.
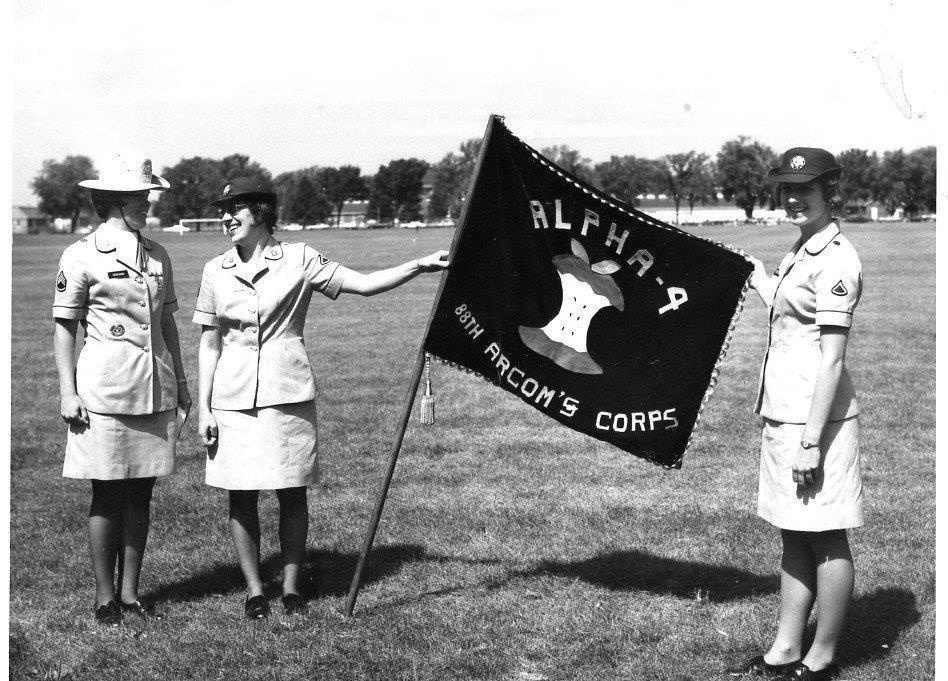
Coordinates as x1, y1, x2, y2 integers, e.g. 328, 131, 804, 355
141, 323, 149, 330
135, 276, 144, 284
249, 309, 256, 314
250, 346, 257, 352
249, 328, 257, 334
139, 301, 146, 307
142, 347, 149, 353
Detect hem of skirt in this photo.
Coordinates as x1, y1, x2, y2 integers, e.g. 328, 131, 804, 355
757, 510, 864, 531
205, 479, 318, 490
62, 468, 175, 480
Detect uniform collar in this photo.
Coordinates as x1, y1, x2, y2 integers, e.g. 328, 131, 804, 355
221, 237, 283, 283
94, 226, 151, 274
220, 237, 283, 269
802, 223, 840, 256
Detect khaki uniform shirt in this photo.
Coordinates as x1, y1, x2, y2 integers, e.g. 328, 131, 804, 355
755, 223, 862, 423
193, 238, 349, 411
53, 227, 180, 415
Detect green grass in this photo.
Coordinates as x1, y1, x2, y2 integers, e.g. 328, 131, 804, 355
9, 222, 934, 680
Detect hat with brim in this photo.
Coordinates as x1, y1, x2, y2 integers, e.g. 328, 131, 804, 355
768, 147, 841, 184
209, 177, 277, 206
78, 153, 170, 191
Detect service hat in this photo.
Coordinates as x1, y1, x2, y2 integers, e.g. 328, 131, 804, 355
209, 177, 277, 206
768, 147, 842, 184
78, 152, 170, 191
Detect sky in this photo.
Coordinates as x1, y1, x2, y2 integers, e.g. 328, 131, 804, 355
10, 0, 941, 206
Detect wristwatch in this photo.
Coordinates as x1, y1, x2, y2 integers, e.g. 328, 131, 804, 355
800, 440, 820, 449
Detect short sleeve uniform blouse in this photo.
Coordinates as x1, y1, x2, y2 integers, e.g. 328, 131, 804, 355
193, 238, 350, 490
53, 227, 180, 479
754, 223, 865, 531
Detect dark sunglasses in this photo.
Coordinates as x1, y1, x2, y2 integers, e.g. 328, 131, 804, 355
216, 202, 250, 218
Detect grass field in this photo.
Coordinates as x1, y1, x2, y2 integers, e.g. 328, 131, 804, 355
9, 221, 935, 680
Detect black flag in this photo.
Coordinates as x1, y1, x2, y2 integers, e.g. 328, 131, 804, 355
424, 116, 752, 468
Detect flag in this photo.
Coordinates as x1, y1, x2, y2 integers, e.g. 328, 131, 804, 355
423, 116, 752, 468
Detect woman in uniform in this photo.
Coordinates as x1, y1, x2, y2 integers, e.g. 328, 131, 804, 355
53, 154, 191, 625
729, 148, 863, 681
194, 178, 449, 619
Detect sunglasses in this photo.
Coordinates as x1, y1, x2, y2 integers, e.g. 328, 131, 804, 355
216, 202, 250, 218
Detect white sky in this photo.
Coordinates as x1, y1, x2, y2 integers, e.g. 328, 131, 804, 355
10, 0, 940, 205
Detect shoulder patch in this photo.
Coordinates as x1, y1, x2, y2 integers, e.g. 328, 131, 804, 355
56, 270, 67, 292
317, 253, 330, 266
831, 280, 848, 296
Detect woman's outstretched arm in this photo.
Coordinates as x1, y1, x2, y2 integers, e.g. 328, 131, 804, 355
339, 250, 449, 296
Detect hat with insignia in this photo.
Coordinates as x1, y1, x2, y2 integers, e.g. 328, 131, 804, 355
768, 147, 842, 184
78, 152, 170, 191
209, 177, 276, 206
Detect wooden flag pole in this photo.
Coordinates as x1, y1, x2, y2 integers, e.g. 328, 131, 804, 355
343, 115, 503, 616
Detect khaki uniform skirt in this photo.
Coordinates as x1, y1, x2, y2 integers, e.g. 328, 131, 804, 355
207, 400, 319, 491
758, 416, 863, 531
63, 409, 177, 480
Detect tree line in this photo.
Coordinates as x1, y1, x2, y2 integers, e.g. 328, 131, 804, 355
31, 138, 935, 233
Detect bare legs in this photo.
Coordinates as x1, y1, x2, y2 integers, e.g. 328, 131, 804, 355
764, 529, 854, 671
228, 487, 308, 598
88, 478, 156, 607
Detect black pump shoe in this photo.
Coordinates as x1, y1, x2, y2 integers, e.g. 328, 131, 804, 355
121, 600, 161, 620
782, 662, 840, 680
94, 600, 122, 626
244, 595, 269, 620
726, 654, 800, 677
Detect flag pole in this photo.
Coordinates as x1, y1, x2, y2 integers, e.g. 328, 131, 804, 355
344, 114, 503, 616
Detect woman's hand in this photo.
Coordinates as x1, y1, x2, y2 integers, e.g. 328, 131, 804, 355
792, 443, 821, 488
177, 382, 192, 412
747, 256, 769, 291
60, 393, 89, 426
416, 250, 450, 272
199, 409, 218, 447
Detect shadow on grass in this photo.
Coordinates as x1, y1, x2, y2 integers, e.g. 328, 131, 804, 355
144, 543, 493, 605
837, 587, 920, 666
534, 550, 779, 601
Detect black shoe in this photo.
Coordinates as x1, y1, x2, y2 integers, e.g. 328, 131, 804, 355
120, 600, 162, 620
244, 595, 269, 620
93, 600, 122, 626
281, 593, 307, 616
782, 662, 840, 680
727, 654, 800, 677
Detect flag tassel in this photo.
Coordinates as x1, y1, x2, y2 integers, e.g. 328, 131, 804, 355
420, 353, 435, 425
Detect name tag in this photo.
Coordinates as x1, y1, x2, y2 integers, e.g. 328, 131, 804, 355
108, 270, 130, 279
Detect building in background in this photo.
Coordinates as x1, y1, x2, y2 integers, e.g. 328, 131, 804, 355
12, 206, 51, 234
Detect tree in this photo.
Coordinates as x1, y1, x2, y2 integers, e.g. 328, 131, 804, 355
836, 148, 881, 207
318, 165, 368, 227
154, 156, 222, 225
715, 136, 777, 220
685, 158, 718, 214
219, 153, 271, 186
541, 144, 597, 184
428, 138, 483, 220
274, 167, 332, 225
660, 151, 715, 224
31, 155, 96, 233
155, 154, 272, 226
369, 158, 430, 222
878, 146, 936, 216
594, 155, 663, 206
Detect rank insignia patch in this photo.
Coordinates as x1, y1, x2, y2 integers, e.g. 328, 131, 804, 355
831, 280, 848, 296
56, 271, 67, 292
